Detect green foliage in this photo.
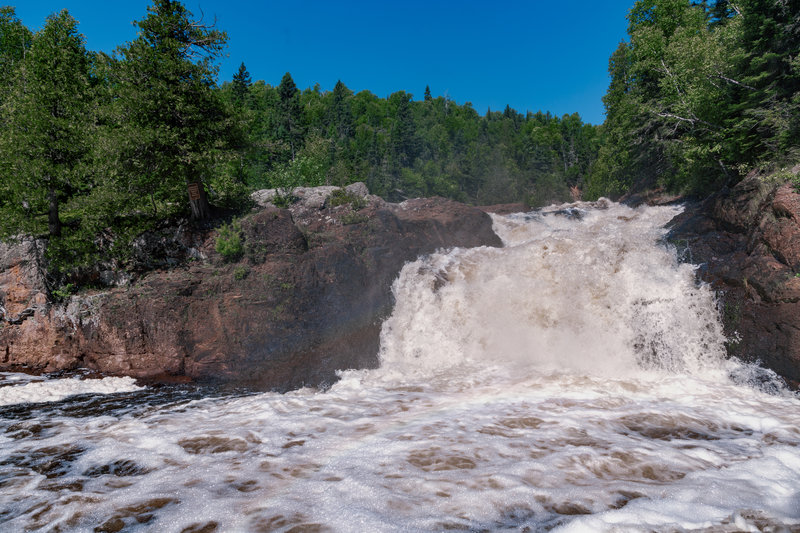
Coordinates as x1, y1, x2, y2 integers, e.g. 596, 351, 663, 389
0, 0, 256, 297
763, 168, 800, 193
233, 265, 249, 280
0, 0, 603, 297
266, 133, 330, 197
277, 72, 305, 159
231, 62, 251, 107
221, 76, 599, 207
51, 283, 76, 302
215, 221, 244, 262
0, 7, 32, 102
587, 0, 800, 199
0, 9, 97, 290
328, 189, 366, 210
339, 211, 369, 225
111, 0, 233, 220
527, 173, 572, 208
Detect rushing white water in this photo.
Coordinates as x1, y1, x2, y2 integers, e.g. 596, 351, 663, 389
1, 201, 799, 533
0, 375, 142, 407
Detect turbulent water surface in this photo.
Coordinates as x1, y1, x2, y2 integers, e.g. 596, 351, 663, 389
1, 202, 799, 532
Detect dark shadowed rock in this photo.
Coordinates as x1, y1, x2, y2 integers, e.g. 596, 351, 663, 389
0, 194, 501, 391
668, 173, 800, 386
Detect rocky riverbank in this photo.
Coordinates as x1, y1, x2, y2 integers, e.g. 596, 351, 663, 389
0, 185, 501, 390
3, 176, 800, 390
667, 170, 800, 387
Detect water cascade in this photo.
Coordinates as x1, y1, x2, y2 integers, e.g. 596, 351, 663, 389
1, 202, 798, 532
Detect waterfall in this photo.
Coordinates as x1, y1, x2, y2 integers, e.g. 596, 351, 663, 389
1, 202, 798, 532
377, 201, 729, 382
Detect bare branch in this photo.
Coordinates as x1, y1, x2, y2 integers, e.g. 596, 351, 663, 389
715, 73, 756, 91
658, 112, 696, 124
657, 112, 720, 130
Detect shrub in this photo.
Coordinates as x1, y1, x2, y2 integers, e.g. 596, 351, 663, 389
272, 192, 295, 208
215, 220, 243, 262
340, 211, 368, 225
51, 283, 76, 302
329, 188, 366, 210
233, 265, 249, 280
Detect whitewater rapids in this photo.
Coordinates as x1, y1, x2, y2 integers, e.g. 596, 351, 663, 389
1, 201, 798, 532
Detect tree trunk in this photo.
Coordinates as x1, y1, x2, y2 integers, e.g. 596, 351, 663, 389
48, 186, 61, 237
187, 181, 211, 220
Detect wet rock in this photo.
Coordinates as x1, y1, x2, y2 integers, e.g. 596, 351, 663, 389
477, 203, 528, 215
668, 173, 800, 385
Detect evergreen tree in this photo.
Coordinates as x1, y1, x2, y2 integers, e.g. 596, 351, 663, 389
231, 61, 251, 106
390, 91, 419, 165
114, 0, 230, 220
328, 80, 353, 142
0, 9, 93, 278
277, 71, 304, 160
424, 85, 432, 102
0, 7, 32, 210
730, 0, 800, 160
0, 7, 32, 102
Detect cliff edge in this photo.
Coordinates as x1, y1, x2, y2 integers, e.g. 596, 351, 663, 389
668, 170, 800, 387
0, 187, 502, 390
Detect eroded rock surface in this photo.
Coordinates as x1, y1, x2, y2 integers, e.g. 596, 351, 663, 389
668, 172, 800, 386
0, 193, 501, 390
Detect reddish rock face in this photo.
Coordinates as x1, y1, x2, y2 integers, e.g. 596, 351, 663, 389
668, 176, 800, 386
0, 197, 501, 390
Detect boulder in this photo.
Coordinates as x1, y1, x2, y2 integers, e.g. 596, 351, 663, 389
251, 182, 370, 209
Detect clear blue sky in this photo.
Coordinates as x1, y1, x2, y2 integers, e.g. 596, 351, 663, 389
11, 1, 634, 125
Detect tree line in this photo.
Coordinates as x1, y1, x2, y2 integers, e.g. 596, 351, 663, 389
0, 0, 598, 295
5, 0, 795, 296
585, 0, 800, 199
220, 69, 599, 207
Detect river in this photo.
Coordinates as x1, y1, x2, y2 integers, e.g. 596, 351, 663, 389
1, 202, 799, 532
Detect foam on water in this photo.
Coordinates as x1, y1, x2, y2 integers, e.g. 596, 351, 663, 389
1, 201, 798, 532
377, 201, 729, 384
0, 375, 142, 407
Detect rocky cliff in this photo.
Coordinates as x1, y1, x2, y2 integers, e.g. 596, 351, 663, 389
0, 187, 502, 390
668, 171, 800, 387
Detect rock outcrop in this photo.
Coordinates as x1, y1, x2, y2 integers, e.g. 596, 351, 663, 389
668, 171, 800, 386
0, 190, 502, 390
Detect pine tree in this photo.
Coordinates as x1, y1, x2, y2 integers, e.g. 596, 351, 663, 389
114, 0, 230, 220
0, 7, 32, 103
231, 61, 251, 106
390, 91, 419, 165
0, 7, 32, 211
731, 0, 800, 160
0, 9, 93, 275
277, 71, 305, 160
329, 80, 353, 142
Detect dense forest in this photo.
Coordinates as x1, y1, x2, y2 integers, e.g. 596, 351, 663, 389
586, 0, 800, 198
0, 0, 798, 296
0, 0, 598, 294
220, 71, 598, 207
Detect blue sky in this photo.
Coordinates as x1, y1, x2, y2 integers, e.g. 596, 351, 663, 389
12, 1, 634, 125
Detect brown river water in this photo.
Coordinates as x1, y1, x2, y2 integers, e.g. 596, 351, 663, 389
1, 202, 798, 532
